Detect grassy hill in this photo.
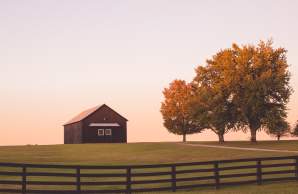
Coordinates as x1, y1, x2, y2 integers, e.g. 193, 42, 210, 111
0, 141, 297, 194
0, 141, 297, 165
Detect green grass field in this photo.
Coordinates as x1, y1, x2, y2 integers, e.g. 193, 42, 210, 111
0, 141, 297, 193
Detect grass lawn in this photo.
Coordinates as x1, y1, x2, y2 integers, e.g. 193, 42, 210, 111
1, 182, 297, 194
189, 140, 298, 151
158, 182, 298, 194
0, 142, 296, 165
0, 142, 297, 193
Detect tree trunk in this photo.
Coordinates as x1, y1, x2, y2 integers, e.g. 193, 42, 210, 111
182, 134, 186, 142
218, 133, 225, 144
250, 129, 257, 143
277, 135, 280, 141
249, 121, 260, 143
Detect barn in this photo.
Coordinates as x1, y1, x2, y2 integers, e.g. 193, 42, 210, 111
63, 104, 128, 144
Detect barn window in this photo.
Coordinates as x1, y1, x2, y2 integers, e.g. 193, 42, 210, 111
105, 129, 112, 136
97, 129, 104, 136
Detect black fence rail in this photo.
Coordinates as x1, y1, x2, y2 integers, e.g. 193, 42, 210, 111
0, 155, 297, 194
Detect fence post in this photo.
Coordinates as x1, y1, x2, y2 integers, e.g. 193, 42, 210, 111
171, 165, 176, 192
126, 167, 131, 194
295, 157, 298, 181
22, 165, 26, 194
256, 159, 262, 185
214, 161, 220, 189
76, 166, 81, 193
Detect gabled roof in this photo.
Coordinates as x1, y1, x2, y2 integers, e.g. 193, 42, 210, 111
63, 104, 128, 126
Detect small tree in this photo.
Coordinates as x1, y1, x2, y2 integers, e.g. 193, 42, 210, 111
292, 121, 298, 137
160, 80, 203, 142
266, 117, 290, 141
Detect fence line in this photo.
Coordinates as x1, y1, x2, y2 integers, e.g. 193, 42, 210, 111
0, 155, 297, 194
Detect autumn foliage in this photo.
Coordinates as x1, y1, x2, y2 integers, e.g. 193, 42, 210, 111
160, 80, 203, 142
161, 40, 293, 142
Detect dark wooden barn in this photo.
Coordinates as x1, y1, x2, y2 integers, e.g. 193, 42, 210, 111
63, 104, 128, 144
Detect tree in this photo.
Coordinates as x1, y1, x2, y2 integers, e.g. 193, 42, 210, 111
160, 80, 203, 142
191, 50, 238, 143
266, 117, 290, 141
292, 121, 298, 137
161, 40, 292, 143
230, 40, 292, 142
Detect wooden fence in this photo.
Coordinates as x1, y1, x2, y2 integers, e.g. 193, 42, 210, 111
0, 155, 297, 194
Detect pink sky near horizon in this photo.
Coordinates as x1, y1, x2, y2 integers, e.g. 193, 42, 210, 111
1, 0, 298, 145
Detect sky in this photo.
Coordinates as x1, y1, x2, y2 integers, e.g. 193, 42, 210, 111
0, 0, 298, 145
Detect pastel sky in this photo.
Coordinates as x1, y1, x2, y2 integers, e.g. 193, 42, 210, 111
1, 0, 298, 145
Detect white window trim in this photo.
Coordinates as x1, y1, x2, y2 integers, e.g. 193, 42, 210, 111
89, 123, 120, 127
97, 129, 104, 136
105, 129, 112, 136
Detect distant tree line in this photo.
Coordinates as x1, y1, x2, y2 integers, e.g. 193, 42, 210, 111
161, 40, 298, 143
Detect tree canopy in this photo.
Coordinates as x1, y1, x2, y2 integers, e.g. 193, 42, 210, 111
292, 121, 298, 137
191, 50, 238, 143
232, 40, 292, 142
266, 116, 290, 140
160, 80, 203, 142
161, 40, 292, 143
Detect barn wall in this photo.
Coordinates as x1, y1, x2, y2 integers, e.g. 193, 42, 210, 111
64, 122, 83, 144
82, 105, 127, 143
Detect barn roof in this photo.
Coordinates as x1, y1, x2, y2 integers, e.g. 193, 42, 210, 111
63, 104, 128, 126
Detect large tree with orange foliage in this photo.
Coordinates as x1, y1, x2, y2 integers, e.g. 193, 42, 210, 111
191, 40, 292, 142
191, 50, 239, 143
232, 40, 292, 142
160, 80, 203, 142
